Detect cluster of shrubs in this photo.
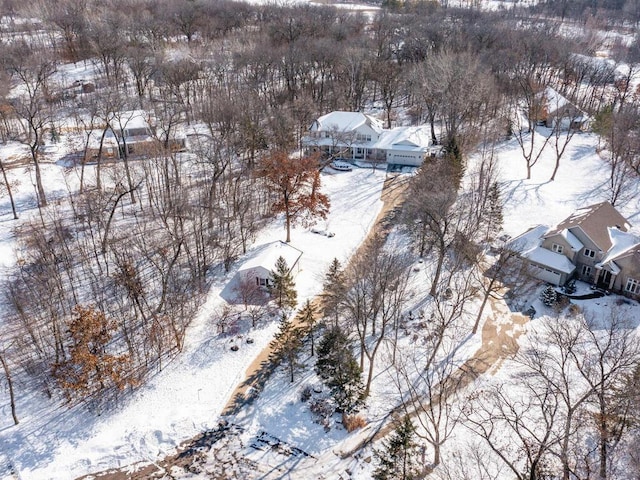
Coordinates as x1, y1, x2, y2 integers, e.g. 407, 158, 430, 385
540, 285, 571, 312
300, 384, 367, 433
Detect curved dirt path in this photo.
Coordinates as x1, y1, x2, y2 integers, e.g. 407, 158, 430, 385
221, 172, 410, 417
337, 294, 529, 458
80, 171, 411, 480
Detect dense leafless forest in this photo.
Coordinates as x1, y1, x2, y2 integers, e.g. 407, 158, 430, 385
1, 0, 640, 477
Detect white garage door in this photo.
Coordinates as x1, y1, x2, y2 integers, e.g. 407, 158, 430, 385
531, 264, 562, 285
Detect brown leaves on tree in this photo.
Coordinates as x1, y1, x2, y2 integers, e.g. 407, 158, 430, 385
52, 305, 135, 403
259, 151, 330, 242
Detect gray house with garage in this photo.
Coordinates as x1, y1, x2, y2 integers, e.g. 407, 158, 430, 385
509, 201, 640, 298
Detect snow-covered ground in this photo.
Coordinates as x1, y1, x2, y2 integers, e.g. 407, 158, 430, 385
0, 154, 385, 479
1, 44, 639, 478
160, 128, 640, 479
495, 131, 640, 236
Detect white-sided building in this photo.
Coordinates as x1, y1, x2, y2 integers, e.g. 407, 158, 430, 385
238, 241, 303, 289
303, 111, 436, 167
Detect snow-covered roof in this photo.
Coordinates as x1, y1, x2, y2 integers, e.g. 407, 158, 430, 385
525, 246, 577, 274
507, 224, 549, 254
560, 229, 584, 251
599, 227, 640, 265
87, 130, 119, 149
108, 110, 152, 130
537, 86, 589, 120
541, 86, 569, 113
239, 241, 303, 276
544, 201, 630, 252
508, 224, 575, 273
313, 111, 384, 134
375, 126, 431, 152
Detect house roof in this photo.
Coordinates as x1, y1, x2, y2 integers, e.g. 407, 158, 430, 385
560, 229, 584, 251
313, 111, 384, 134
508, 224, 549, 254
526, 246, 577, 274
108, 110, 152, 130
544, 201, 630, 252
508, 224, 575, 274
375, 126, 431, 152
537, 86, 589, 121
600, 227, 640, 265
239, 241, 303, 276
540, 87, 570, 115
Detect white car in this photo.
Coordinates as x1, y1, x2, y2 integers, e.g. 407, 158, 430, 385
311, 227, 335, 238
330, 161, 353, 171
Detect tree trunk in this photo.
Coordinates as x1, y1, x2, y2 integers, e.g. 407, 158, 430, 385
473, 277, 496, 334
430, 247, 445, 297
599, 393, 607, 480
433, 442, 440, 467
0, 354, 19, 425
285, 203, 291, 243
120, 141, 136, 204
0, 159, 18, 219
32, 153, 47, 207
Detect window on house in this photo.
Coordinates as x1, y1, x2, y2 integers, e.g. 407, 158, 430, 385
581, 265, 592, 277
257, 278, 269, 287
626, 278, 639, 294
355, 134, 372, 142
552, 243, 564, 254
583, 249, 596, 258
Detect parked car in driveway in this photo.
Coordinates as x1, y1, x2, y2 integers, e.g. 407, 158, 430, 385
311, 227, 335, 237
330, 160, 353, 171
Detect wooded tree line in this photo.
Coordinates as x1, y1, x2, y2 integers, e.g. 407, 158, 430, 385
0, 0, 637, 424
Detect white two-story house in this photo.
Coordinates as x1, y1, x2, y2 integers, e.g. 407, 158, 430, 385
303, 111, 435, 167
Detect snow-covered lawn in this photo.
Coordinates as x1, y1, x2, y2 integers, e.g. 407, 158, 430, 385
494, 131, 640, 237
2, 110, 639, 480
0, 160, 385, 479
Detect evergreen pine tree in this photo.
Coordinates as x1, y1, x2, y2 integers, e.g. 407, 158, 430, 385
316, 327, 364, 414
373, 415, 421, 480
298, 299, 318, 356
271, 313, 303, 383
540, 285, 558, 307
486, 181, 503, 241
269, 256, 297, 310
322, 258, 345, 326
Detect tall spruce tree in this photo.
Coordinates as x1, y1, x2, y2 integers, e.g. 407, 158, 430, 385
373, 415, 421, 480
269, 256, 297, 310
298, 299, 318, 356
322, 258, 345, 326
316, 327, 364, 414
485, 181, 503, 241
271, 313, 303, 383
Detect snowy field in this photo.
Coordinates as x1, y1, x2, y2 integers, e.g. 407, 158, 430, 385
1, 42, 639, 477
494, 131, 640, 235
0, 153, 385, 478
3, 123, 640, 479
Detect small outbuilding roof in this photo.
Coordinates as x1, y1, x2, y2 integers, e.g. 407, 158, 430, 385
239, 241, 303, 276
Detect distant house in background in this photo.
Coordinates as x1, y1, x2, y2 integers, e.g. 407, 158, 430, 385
302, 111, 438, 168
510, 201, 640, 298
238, 241, 303, 289
86, 110, 186, 160
531, 87, 591, 131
